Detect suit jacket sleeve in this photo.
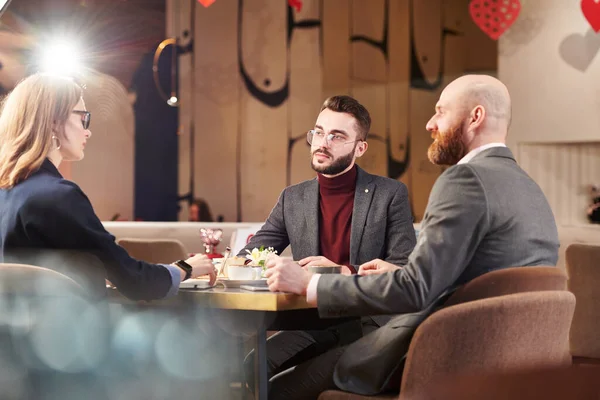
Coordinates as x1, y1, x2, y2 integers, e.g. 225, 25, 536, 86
236, 189, 290, 257
316, 165, 490, 317
383, 183, 416, 266
25, 182, 173, 301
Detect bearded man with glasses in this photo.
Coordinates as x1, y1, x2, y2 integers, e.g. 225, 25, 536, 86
240, 95, 416, 396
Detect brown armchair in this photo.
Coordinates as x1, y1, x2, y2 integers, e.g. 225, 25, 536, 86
411, 365, 600, 400
566, 243, 600, 364
319, 291, 575, 400
444, 266, 567, 306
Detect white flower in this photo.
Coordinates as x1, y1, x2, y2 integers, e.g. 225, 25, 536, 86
245, 246, 278, 267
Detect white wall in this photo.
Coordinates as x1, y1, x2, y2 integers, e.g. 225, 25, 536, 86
499, 0, 600, 228
500, 0, 600, 146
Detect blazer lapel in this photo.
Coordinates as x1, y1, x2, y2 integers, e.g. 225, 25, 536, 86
304, 179, 320, 256
350, 167, 374, 265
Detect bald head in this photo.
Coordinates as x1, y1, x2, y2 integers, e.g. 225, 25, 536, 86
444, 74, 512, 132
426, 75, 512, 164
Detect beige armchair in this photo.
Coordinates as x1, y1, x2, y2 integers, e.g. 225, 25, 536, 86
116, 238, 188, 264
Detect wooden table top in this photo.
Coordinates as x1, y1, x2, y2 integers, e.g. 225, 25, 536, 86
109, 287, 315, 312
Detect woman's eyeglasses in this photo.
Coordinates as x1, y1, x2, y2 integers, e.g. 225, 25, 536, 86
72, 110, 91, 130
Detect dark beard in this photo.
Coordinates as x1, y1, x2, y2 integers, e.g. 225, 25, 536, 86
310, 147, 356, 175
427, 124, 467, 166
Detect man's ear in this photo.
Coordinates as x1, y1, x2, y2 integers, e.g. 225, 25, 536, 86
355, 140, 368, 158
469, 105, 486, 130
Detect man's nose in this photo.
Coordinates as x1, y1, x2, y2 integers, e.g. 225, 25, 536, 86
425, 117, 436, 132
317, 139, 331, 150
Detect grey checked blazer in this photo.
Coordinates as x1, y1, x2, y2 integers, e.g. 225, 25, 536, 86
316, 147, 560, 395
239, 166, 416, 273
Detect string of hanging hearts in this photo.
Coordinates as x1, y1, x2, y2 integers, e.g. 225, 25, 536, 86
468, 0, 521, 40
197, 0, 303, 12
469, 0, 600, 40
197, 0, 600, 39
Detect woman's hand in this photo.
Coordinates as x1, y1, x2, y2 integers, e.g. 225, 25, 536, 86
183, 254, 217, 285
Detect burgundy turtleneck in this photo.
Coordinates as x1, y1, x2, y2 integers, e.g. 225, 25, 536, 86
318, 164, 357, 272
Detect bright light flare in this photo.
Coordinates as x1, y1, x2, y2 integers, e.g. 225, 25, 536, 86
40, 40, 83, 76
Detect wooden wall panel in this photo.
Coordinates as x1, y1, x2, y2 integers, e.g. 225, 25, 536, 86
239, 0, 289, 221
388, 0, 411, 190
193, 0, 240, 222
356, 130, 387, 176
442, 34, 467, 90
351, 0, 386, 81
443, 0, 467, 33
409, 89, 442, 221
289, 0, 322, 186
351, 0, 387, 177
176, 0, 492, 222
409, 0, 446, 220
322, 0, 351, 99
451, 0, 497, 72
352, 82, 387, 177
412, 0, 443, 85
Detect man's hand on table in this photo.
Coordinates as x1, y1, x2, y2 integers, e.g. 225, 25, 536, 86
298, 256, 353, 275
265, 254, 313, 295
357, 258, 402, 276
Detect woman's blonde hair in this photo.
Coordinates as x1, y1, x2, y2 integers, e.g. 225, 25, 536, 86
0, 73, 83, 189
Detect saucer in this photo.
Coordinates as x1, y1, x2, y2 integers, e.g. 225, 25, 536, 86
217, 278, 267, 288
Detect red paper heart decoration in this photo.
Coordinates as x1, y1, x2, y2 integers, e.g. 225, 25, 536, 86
198, 0, 216, 8
469, 0, 521, 40
288, 0, 303, 13
582, 0, 600, 33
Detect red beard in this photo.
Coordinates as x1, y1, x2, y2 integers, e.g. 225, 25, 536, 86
427, 123, 467, 166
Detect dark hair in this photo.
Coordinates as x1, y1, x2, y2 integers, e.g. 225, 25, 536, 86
320, 95, 371, 140
189, 198, 214, 222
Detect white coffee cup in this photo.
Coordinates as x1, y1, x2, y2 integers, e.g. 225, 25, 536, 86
228, 265, 263, 280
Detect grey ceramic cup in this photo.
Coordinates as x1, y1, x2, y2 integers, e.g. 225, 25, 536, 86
307, 265, 342, 274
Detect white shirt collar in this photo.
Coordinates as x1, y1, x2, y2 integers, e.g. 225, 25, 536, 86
457, 143, 507, 165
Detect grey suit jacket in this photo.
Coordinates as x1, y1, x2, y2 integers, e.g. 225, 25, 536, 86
239, 165, 416, 271
317, 147, 560, 395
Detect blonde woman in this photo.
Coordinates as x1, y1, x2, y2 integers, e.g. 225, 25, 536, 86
0, 73, 215, 300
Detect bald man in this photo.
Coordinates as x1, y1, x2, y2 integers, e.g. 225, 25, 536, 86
262, 75, 560, 399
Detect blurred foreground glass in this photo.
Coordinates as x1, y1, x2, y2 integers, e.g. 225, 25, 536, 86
0, 0, 12, 17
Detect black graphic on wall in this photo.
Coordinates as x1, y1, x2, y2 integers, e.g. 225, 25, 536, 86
182, 0, 458, 221
410, 28, 461, 90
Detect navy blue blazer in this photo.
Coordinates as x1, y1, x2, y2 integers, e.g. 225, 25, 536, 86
0, 159, 172, 300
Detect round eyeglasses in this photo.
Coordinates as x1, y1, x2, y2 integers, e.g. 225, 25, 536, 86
306, 129, 361, 147
72, 110, 91, 130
